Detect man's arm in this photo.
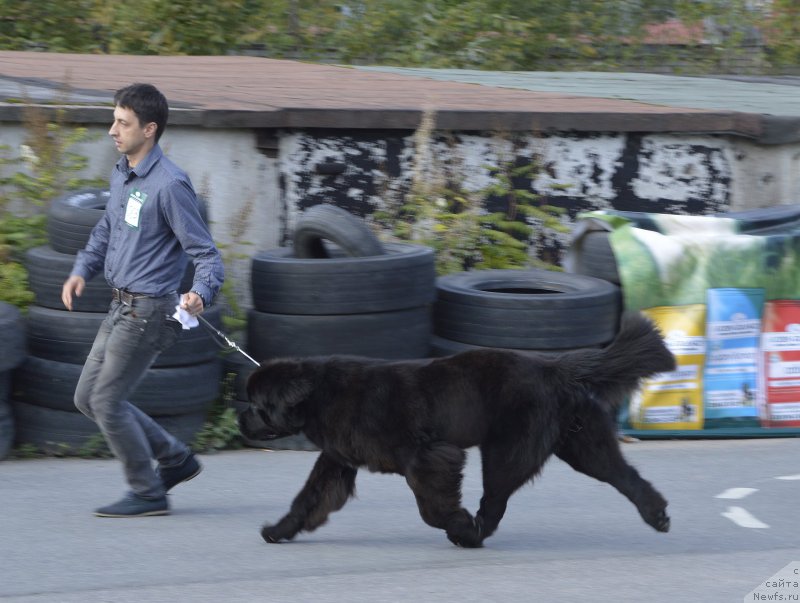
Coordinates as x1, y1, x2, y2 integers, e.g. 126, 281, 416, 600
62, 211, 110, 311
163, 180, 224, 311
61, 275, 86, 311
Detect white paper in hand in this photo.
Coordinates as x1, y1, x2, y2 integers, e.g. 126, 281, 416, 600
173, 305, 199, 330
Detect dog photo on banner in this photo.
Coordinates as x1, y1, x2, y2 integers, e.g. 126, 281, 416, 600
578, 210, 800, 436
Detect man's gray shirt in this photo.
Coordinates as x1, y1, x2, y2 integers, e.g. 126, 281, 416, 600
71, 144, 224, 304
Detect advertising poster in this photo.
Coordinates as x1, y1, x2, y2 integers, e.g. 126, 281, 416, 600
575, 211, 800, 436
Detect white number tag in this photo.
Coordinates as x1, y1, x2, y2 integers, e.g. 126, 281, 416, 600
124, 189, 147, 229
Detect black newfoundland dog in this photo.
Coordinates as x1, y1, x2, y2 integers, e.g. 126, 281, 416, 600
239, 312, 676, 548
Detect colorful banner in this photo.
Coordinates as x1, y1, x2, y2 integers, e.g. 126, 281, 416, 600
577, 211, 800, 436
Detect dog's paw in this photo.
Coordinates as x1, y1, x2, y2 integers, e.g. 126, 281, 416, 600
654, 510, 671, 533
446, 533, 462, 547
646, 509, 671, 533
446, 515, 485, 548
447, 532, 484, 548
260, 524, 284, 543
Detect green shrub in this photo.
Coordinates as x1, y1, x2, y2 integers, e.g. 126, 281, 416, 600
0, 103, 104, 308
377, 111, 567, 275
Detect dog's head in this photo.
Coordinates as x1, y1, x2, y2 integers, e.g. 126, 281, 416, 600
238, 359, 316, 441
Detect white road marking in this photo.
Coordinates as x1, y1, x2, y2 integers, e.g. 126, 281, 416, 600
721, 506, 769, 529
715, 476, 798, 530
715, 487, 758, 499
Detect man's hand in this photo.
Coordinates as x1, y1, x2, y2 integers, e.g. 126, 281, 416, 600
181, 291, 205, 316
61, 275, 85, 311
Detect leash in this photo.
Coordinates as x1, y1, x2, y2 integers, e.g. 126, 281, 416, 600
196, 314, 261, 367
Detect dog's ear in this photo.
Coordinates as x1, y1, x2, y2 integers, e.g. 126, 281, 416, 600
275, 375, 313, 408
245, 369, 267, 407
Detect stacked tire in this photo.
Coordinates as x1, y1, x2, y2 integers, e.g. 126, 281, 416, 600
11, 189, 222, 454
229, 204, 436, 450
431, 268, 621, 356
0, 302, 27, 460
247, 243, 435, 361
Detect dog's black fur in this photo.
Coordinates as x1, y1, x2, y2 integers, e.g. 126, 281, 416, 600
239, 312, 676, 547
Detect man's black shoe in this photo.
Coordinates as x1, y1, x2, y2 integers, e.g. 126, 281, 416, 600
157, 452, 202, 492
94, 492, 169, 517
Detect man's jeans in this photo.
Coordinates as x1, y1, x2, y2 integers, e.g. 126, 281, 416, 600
74, 295, 186, 499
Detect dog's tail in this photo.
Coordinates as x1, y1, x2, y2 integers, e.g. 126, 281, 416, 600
571, 311, 676, 406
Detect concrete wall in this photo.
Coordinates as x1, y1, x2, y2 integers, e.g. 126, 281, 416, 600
3, 121, 798, 307
279, 129, 800, 257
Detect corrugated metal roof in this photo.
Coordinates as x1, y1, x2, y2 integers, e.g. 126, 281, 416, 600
356, 68, 800, 117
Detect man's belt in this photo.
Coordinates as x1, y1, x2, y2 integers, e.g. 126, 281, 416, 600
111, 288, 149, 306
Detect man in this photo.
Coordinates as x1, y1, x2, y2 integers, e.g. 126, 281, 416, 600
62, 83, 224, 517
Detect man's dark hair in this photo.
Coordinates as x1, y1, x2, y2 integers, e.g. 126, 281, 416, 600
114, 83, 169, 143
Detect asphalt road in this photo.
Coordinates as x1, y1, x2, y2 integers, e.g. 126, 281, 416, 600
2, 437, 799, 602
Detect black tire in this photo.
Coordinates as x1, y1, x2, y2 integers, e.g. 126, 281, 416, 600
153, 306, 225, 367
246, 306, 431, 362
718, 204, 800, 234
24, 246, 198, 313
251, 243, 435, 315
566, 229, 620, 284
25, 306, 102, 365
0, 302, 27, 371
12, 356, 222, 416
434, 269, 620, 349
292, 204, 384, 258
158, 412, 209, 447
0, 372, 13, 460
25, 305, 223, 368
25, 246, 113, 312
11, 401, 206, 454
46, 189, 110, 255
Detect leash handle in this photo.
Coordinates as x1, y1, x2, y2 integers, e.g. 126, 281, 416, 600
196, 314, 261, 367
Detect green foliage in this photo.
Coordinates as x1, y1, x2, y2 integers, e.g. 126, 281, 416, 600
0, 102, 104, 308
671, 0, 766, 71
0, 0, 102, 52
242, 0, 355, 60
766, 0, 800, 68
0, 212, 47, 257
392, 183, 485, 275
380, 111, 566, 275
329, 0, 423, 65
8, 433, 112, 459
477, 157, 568, 270
213, 196, 255, 336
0, 258, 35, 309
106, 0, 254, 55
217, 261, 249, 336
77, 433, 113, 458
192, 372, 245, 453
9, 443, 41, 459
193, 404, 244, 453
0, 0, 794, 73
0, 104, 104, 216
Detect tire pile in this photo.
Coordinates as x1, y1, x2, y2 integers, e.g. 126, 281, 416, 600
431, 268, 622, 356
228, 204, 436, 450
10, 189, 223, 455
